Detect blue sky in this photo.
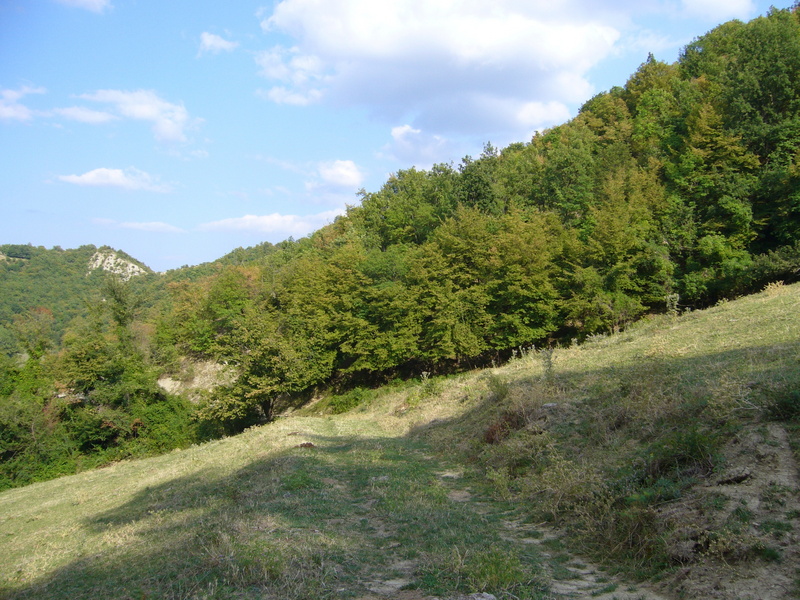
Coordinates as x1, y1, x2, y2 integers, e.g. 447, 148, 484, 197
1, 0, 794, 271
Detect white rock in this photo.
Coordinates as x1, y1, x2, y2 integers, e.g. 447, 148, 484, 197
88, 250, 147, 281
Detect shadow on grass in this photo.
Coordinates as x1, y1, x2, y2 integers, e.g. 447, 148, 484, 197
0, 429, 514, 600
2, 339, 799, 599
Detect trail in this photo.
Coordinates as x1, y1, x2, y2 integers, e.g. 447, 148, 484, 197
436, 469, 671, 600
353, 451, 672, 600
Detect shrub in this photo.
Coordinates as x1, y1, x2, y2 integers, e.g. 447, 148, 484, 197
644, 426, 719, 481
766, 389, 800, 421
328, 387, 370, 414
482, 407, 527, 444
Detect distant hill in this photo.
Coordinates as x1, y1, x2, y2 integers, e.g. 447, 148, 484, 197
0, 238, 280, 357
0, 244, 152, 354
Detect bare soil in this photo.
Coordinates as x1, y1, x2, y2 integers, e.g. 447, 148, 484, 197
348, 421, 800, 600
656, 422, 800, 600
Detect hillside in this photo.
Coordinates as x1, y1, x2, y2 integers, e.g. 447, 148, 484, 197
1, 7, 799, 505
0, 244, 152, 354
144, 6, 800, 438
1, 282, 798, 600
0, 241, 277, 356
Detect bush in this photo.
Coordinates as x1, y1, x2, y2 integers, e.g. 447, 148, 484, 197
644, 426, 719, 480
328, 387, 371, 414
766, 389, 800, 421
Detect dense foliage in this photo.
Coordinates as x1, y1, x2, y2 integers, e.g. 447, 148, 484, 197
160, 8, 800, 430
0, 275, 195, 488
0, 244, 152, 354
1, 8, 799, 486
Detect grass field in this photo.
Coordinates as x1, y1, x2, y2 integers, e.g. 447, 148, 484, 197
1, 282, 799, 599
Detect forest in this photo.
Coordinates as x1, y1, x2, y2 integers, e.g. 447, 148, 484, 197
1, 7, 799, 489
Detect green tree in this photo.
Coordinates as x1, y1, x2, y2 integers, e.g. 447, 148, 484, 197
529, 122, 597, 229
10, 307, 55, 359
668, 101, 759, 250
352, 166, 456, 249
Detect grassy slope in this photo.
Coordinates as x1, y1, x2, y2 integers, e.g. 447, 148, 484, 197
0, 283, 798, 600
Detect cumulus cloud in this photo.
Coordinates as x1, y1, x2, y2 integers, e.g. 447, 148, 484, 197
198, 209, 344, 236
0, 85, 46, 121
54, 0, 111, 13
681, 0, 756, 21
383, 124, 455, 167
198, 32, 239, 55
303, 160, 366, 202
318, 160, 364, 188
79, 89, 194, 142
256, 0, 621, 137
255, 47, 327, 105
0, 86, 195, 143
58, 167, 171, 192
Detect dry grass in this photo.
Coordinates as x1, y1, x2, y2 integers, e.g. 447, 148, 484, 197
469, 283, 800, 595
1, 283, 799, 599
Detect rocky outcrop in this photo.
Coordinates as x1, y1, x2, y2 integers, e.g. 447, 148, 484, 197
88, 250, 148, 281
157, 359, 236, 402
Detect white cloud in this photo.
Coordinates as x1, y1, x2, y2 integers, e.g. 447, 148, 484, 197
121, 221, 185, 233
619, 28, 680, 57
1, 86, 197, 143
255, 46, 327, 85
58, 167, 171, 192
256, 86, 322, 106
383, 124, 457, 167
255, 46, 327, 105
256, 0, 621, 137
515, 101, 573, 129
318, 160, 364, 188
198, 32, 239, 56
0, 85, 46, 121
79, 89, 194, 142
54, 0, 111, 13
681, 0, 756, 21
93, 218, 185, 233
52, 106, 117, 123
198, 209, 344, 236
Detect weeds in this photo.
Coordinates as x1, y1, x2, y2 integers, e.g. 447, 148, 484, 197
763, 280, 786, 296
484, 373, 510, 401
766, 389, 800, 421
540, 347, 556, 386
404, 372, 446, 409
328, 387, 372, 414
421, 545, 546, 598
759, 519, 793, 537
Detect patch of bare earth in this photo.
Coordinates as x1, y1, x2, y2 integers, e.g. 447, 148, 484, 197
656, 422, 800, 600
157, 359, 235, 400
496, 520, 671, 600
432, 471, 670, 600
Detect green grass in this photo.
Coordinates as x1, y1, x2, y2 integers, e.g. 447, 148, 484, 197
1, 282, 799, 598
0, 389, 550, 599
470, 282, 800, 574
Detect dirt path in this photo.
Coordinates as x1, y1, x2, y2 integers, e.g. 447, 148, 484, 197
356, 463, 672, 600
655, 422, 800, 600
437, 469, 672, 600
